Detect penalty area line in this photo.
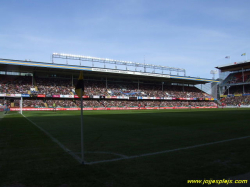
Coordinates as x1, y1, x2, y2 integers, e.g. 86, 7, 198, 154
86, 135, 250, 165
21, 113, 83, 164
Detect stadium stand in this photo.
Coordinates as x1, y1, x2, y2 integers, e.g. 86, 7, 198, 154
226, 71, 250, 84
0, 75, 210, 98
0, 75, 33, 94
11, 99, 216, 108
224, 84, 250, 95
0, 58, 218, 110
216, 60, 250, 107
222, 95, 250, 106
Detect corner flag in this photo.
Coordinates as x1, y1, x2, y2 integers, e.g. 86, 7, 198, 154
75, 71, 85, 164
75, 71, 84, 98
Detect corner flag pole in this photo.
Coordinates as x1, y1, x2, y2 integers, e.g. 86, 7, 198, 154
75, 71, 85, 164
80, 88, 84, 164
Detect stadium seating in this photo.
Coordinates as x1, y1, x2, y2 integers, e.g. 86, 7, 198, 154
224, 84, 250, 95
0, 75, 210, 98
0, 75, 217, 109
221, 95, 250, 106
221, 84, 250, 106
225, 71, 250, 85
12, 99, 216, 108
0, 75, 32, 94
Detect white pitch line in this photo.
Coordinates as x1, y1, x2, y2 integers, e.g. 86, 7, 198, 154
86, 151, 128, 158
20, 113, 250, 165
86, 135, 250, 165
21, 114, 82, 164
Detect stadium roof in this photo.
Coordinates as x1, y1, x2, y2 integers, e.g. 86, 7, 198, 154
216, 60, 250, 72
0, 58, 219, 84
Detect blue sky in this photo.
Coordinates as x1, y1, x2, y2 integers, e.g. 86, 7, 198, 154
1, 0, 250, 79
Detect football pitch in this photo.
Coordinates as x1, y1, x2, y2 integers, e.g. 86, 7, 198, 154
1, 108, 250, 187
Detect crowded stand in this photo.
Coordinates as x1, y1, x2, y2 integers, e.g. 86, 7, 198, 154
10, 99, 216, 108
35, 78, 75, 95
96, 81, 207, 98
226, 71, 250, 84
0, 75, 32, 94
0, 75, 216, 110
224, 84, 250, 95
221, 84, 250, 106
221, 95, 250, 106
11, 99, 78, 108
97, 100, 216, 107
0, 75, 210, 98
220, 68, 250, 106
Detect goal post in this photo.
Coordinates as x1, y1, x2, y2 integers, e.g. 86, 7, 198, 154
19, 96, 23, 115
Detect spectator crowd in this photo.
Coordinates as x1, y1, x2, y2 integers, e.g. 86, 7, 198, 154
221, 95, 250, 106
10, 99, 216, 108
226, 72, 250, 84
0, 75, 217, 109
1, 75, 210, 99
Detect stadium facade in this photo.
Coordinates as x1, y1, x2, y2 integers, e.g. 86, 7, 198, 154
0, 57, 219, 111
216, 59, 250, 107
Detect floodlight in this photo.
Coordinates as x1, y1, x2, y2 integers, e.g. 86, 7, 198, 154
52, 52, 186, 75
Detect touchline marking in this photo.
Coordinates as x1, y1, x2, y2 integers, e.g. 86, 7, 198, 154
74, 151, 127, 158
86, 135, 250, 165
20, 114, 250, 165
22, 114, 82, 164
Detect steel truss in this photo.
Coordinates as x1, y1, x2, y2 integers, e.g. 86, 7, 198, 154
52, 53, 186, 76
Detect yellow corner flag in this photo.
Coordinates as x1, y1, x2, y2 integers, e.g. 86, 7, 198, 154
75, 71, 84, 98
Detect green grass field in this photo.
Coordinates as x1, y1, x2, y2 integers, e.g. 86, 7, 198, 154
1, 108, 250, 187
